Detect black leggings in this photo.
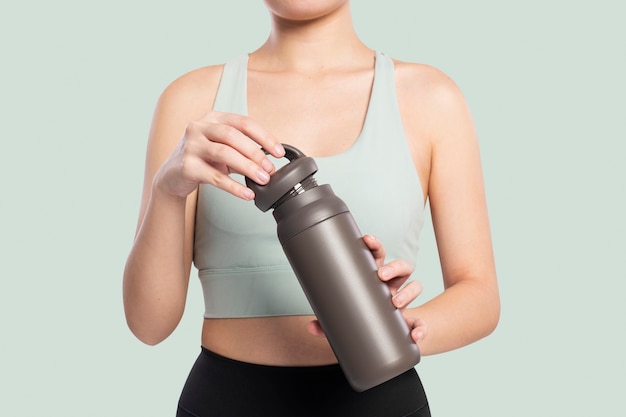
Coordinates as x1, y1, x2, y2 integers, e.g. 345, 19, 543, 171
177, 347, 430, 417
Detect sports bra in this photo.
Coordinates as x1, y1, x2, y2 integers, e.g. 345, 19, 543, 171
194, 51, 425, 318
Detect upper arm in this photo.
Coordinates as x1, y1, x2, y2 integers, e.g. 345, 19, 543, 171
428, 83, 495, 287
398, 63, 496, 289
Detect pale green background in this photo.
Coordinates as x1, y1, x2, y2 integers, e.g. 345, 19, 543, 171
1, 1, 624, 416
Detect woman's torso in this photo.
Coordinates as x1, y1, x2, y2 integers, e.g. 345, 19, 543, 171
193, 50, 433, 366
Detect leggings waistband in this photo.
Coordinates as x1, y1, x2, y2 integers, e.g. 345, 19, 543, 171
177, 346, 430, 417
200, 346, 343, 373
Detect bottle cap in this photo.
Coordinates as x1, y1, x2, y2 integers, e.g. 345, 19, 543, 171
245, 144, 318, 212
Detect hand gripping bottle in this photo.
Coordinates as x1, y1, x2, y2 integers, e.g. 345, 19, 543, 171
245, 144, 420, 392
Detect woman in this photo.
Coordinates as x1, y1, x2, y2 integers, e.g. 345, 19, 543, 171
123, 1, 500, 416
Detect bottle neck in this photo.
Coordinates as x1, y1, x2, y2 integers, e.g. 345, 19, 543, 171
271, 174, 318, 210
272, 184, 350, 242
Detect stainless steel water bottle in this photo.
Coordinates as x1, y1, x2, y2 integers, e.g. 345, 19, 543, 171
245, 144, 420, 392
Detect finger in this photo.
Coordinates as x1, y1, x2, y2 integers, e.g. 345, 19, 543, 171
187, 157, 256, 201
217, 112, 286, 159
403, 314, 427, 343
195, 136, 272, 189
363, 235, 386, 268
392, 280, 424, 309
307, 320, 327, 339
378, 259, 415, 285
209, 171, 256, 201
411, 324, 427, 344
195, 122, 276, 178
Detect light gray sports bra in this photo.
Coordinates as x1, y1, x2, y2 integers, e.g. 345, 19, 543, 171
194, 51, 425, 318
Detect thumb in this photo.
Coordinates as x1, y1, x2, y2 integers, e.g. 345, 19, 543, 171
307, 320, 327, 339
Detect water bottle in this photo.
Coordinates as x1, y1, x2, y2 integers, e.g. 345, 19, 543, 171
245, 144, 420, 392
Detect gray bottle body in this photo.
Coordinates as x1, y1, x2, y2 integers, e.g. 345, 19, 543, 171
246, 145, 420, 392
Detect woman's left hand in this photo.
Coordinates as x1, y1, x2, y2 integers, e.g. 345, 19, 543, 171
307, 234, 427, 344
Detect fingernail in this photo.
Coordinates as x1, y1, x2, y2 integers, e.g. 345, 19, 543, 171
414, 330, 424, 342
256, 170, 270, 183
242, 188, 255, 200
261, 158, 274, 173
274, 143, 285, 157
393, 293, 405, 306
379, 266, 391, 278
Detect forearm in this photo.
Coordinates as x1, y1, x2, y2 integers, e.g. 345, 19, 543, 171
123, 185, 191, 345
409, 277, 500, 356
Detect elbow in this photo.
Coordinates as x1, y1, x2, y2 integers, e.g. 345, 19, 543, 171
136, 333, 168, 347
460, 275, 500, 341
123, 296, 182, 346
122, 271, 185, 346
126, 317, 175, 346
482, 285, 501, 338
485, 302, 500, 338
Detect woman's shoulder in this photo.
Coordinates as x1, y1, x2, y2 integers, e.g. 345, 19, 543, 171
390, 57, 476, 151
391, 58, 467, 108
155, 64, 224, 116
391, 58, 473, 135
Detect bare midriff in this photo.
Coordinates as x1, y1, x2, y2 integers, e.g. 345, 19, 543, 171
201, 316, 338, 366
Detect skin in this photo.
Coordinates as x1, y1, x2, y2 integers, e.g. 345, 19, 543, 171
123, 0, 500, 366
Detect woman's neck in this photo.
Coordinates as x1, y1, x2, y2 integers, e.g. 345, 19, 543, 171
251, 3, 372, 73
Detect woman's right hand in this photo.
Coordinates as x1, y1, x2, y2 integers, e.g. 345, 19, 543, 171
154, 110, 285, 201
